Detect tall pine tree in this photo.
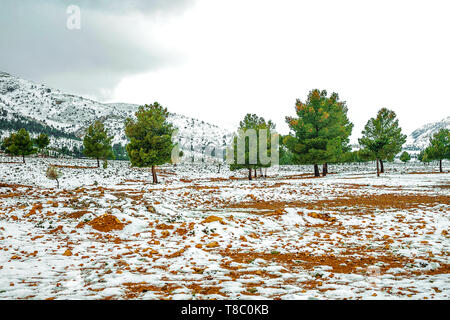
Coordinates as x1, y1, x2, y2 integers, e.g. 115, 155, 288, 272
285, 89, 353, 177
124, 102, 175, 184
358, 108, 406, 176
83, 120, 114, 168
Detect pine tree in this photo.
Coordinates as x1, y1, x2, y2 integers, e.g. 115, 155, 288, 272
358, 108, 406, 176
418, 149, 431, 163
5, 128, 37, 163
399, 151, 411, 163
1, 136, 13, 155
423, 128, 449, 172
229, 114, 276, 180
279, 135, 295, 165
83, 120, 114, 168
35, 133, 50, 156
285, 89, 353, 177
124, 102, 175, 184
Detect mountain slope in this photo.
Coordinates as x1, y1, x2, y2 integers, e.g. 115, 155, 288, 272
0, 72, 233, 161
404, 116, 450, 152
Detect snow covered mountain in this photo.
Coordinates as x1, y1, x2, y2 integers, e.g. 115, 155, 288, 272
0, 71, 232, 161
404, 116, 450, 152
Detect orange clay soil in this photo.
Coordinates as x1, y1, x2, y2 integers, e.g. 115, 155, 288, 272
227, 193, 450, 214
218, 248, 443, 275
122, 282, 182, 299
63, 210, 92, 219
84, 214, 125, 232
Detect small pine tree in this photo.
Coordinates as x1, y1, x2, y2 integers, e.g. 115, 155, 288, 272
6, 128, 37, 163
35, 133, 50, 155
46, 165, 62, 188
1, 136, 13, 155
417, 149, 431, 163
399, 151, 411, 163
83, 121, 114, 168
229, 114, 276, 180
423, 129, 449, 172
358, 108, 406, 176
124, 102, 175, 184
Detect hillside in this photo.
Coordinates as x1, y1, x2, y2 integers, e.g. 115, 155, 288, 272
0, 72, 233, 161
404, 116, 450, 154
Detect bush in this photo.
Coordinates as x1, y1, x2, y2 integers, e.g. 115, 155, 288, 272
46, 165, 62, 188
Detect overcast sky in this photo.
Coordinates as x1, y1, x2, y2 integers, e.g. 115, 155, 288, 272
1, 0, 449, 141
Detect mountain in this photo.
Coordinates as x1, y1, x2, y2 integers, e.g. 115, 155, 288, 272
404, 116, 450, 153
0, 72, 233, 161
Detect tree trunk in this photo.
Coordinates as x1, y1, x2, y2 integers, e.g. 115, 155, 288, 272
22, 154, 25, 164
322, 163, 328, 176
314, 164, 320, 177
380, 159, 384, 173
151, 165, 158, 184
248, 168, 252, 181
440, 159, 443, 173
264, 168, 267, 178
376, 158, 380, 177
56, 178, 59, 189
254, 168, 257, 179
97, 158, 100, 168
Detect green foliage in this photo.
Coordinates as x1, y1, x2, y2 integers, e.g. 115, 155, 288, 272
0, 135, 13, 153
228, 113, 277, 177
3, 128, 37, 163
423, 128, 449, 172
0, 108, 80, 140
35, 133, 50, 152
83, 120, 114, 167
279, 135, 295, 165
112, 143, 129, 160
358, 108, 406, 161
399, 151, 411, 163
423, 129, 449, 161
71, 145, 84, 158
418, 149, 431, 163
341, 150, 369, 163
124, 102, 175, 182
284, 89, 353, 167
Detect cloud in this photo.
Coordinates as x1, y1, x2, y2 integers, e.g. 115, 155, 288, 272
0, 0, 194, 99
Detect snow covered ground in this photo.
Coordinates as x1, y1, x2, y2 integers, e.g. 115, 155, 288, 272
0, 156, 449, 300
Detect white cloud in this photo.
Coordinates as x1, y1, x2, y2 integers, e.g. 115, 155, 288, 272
0, 0, 193, 98
110, 0, 450, 141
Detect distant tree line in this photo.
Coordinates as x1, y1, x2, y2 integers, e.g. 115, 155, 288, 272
0, 113, 79, 140
229, 89, 448, 179
1, 93, 448, 181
